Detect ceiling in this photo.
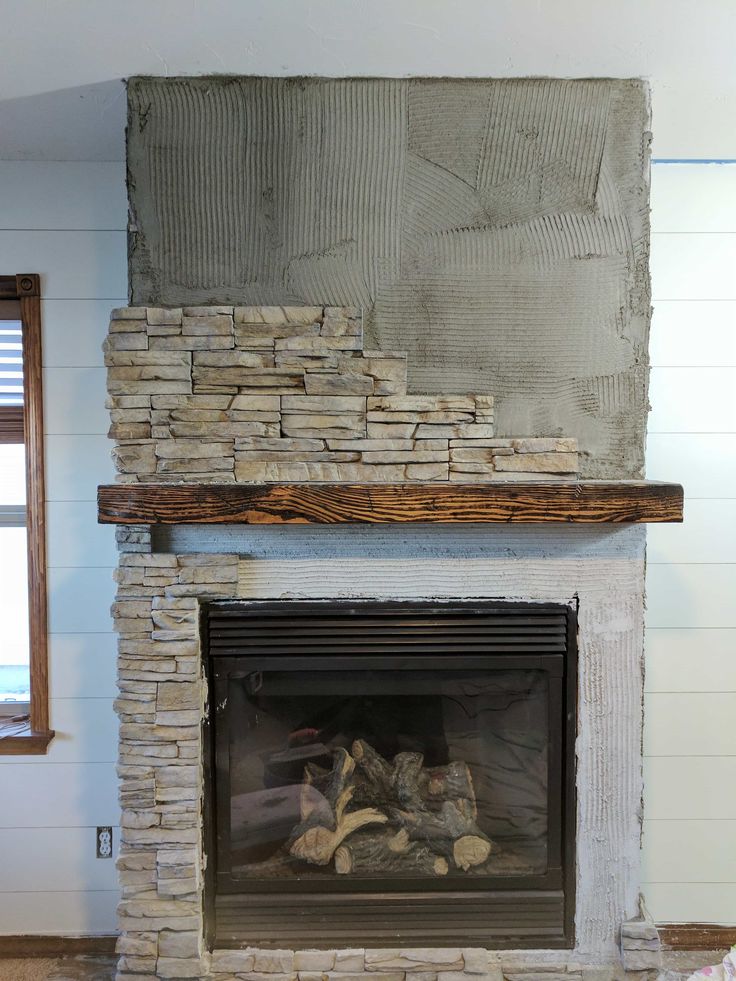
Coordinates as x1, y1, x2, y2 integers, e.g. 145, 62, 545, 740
2, 0, 735, 161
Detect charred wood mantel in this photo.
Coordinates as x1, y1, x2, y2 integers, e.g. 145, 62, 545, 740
98, 480, 683, 525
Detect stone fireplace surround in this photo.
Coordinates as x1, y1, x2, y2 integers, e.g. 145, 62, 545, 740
108, 305, 658, 980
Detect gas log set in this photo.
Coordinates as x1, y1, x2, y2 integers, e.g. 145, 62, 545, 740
288, 739, 492, 877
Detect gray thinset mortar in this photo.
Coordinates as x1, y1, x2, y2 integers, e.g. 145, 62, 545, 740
126, 76, 651, 479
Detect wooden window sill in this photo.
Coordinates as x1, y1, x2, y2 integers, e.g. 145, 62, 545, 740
0, 715, 55, 755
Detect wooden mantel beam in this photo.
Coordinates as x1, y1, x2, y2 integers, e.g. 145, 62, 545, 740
97, 481, 683, 525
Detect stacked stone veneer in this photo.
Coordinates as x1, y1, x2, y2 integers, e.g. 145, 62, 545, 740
105, 305, 579, 484
114, 545, 232, 979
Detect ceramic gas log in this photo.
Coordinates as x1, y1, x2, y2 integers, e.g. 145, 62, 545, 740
288, 741, 491, 874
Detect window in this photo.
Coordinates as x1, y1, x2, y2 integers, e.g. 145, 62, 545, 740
0, 274, 53, 753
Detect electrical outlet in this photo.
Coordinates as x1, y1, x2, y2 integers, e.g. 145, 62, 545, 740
96, 826, 113, 859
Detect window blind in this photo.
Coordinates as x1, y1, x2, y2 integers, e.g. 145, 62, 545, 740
0, 322, 23, 406
0, 321, 24, 442
0, 505, 26, 527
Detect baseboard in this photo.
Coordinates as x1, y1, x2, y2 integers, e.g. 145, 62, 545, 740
0, 934, 118, 957
659, 924, 736, 951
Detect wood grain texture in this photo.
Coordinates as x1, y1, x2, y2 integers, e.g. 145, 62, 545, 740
18, 275, 51, 737
98, 480, 683, 525
0, 933, 117, 956
0, 274, 51, 746
659, 924, 736, 951
0, 717, 54, 756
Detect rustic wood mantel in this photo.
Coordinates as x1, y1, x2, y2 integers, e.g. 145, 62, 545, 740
97, 481, 683, 525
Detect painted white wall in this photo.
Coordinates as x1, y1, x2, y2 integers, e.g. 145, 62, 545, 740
644, 162, 736, 925
1, 161, 733, 936
0, 161, 126, 933
1, 0, 735, 935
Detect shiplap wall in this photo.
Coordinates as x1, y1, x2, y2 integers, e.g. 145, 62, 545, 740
0, 158, 733, 933
644, 162, 736, 924
0, 161, 126, 932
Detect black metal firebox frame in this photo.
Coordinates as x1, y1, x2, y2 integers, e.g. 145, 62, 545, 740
203, 600, 578, 949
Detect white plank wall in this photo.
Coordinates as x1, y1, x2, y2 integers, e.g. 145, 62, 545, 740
0, 161, 126, 933
0, 158, 733, 933
644, 162, 736, 925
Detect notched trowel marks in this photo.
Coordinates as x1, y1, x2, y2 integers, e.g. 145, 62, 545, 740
127, 76, 650, 477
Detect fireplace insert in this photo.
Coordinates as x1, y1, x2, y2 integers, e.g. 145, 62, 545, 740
204, 600, 577, 948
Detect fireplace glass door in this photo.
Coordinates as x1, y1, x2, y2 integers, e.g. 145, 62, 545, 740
206, 601, 576, 948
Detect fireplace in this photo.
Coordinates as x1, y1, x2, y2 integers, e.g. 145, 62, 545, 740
204, 601, 577, 949
99, 74, 690, 977
101, 302, 680, 979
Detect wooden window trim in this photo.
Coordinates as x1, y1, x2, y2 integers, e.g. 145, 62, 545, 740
0, 274, 54, 754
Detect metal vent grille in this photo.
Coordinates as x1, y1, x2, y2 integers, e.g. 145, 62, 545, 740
207, 601, 571, 657
215, 889, 567, 949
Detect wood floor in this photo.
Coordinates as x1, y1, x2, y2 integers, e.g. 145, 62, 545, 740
0, 956, 116, 981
